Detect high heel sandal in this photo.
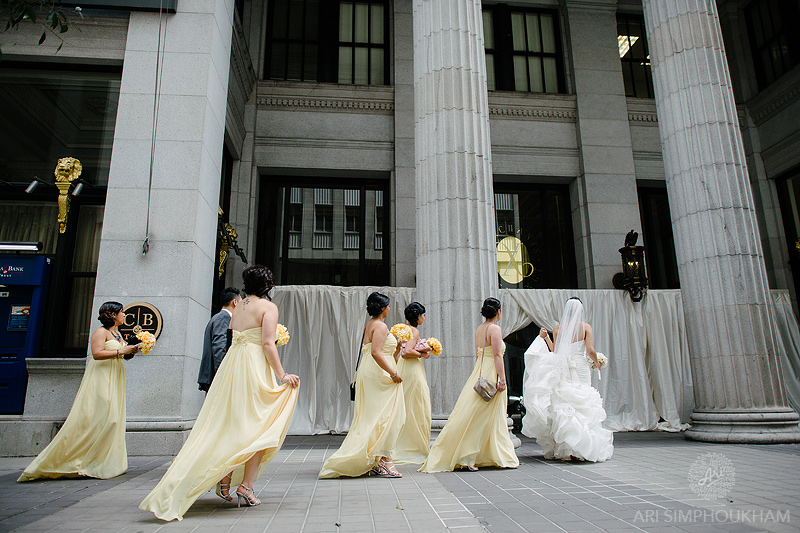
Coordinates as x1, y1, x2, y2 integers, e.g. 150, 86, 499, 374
375, 458, 402, 478
215, 476, 233, 502
467, 466, 479, 472
236, 485, 261, 507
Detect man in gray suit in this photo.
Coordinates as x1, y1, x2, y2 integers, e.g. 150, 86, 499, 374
198, 287, 241, 392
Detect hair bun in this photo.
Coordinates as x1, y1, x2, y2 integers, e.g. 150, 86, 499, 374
480, 297, 501, 319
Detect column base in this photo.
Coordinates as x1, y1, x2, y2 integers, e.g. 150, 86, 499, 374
685, 409, 800, 444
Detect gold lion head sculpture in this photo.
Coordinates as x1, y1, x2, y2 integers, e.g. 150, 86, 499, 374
54, 157, 83, 233
54, 157, 83, 184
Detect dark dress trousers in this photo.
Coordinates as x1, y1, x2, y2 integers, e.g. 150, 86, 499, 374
197, 310, 232, 392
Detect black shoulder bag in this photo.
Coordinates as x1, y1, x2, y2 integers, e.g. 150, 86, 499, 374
350, 327, 367, 401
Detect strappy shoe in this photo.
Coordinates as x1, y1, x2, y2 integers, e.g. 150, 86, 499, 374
215, 475, 233, 502
376, 458, 402, 478
466, 465, 479, 472
236, 485, 261, 507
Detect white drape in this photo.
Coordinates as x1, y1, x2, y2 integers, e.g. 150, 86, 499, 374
771, 290, 800, 414
499, 289, 693, 431
272, 286, 800, 435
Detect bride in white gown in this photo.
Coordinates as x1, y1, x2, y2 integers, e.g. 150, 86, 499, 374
521, 297, 613, 462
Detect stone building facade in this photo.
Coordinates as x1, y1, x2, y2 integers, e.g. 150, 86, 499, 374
1, 0, 799, 452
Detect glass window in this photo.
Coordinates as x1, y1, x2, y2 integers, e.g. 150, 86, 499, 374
776, 169, 800, 299
618, 15, 654, 98
260, 180, 389, 286
266, 0, 389, 86
483, 5, 564, 93
638, 186, 680, 289
745, 0, 800, 89
0, 65, 119, 355
493, 184, 576, 289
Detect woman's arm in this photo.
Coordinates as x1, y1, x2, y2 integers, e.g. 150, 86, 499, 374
261, 305, 299, 388
90, 328, 138, 360
539, 327, 554, 351
490, 324, 507, 392
370, 323, 402, 382
402, 327, 430, 359
584, 323, 599, 366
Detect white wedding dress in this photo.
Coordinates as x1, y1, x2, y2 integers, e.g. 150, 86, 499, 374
521, 336, 614, 462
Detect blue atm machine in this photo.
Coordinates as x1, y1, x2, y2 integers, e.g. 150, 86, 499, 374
0, 255, 50, 414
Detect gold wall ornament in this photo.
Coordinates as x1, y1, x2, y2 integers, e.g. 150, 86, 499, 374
496, 236, 534, 285
53, 157, 83, 234
217, 207, 248, 279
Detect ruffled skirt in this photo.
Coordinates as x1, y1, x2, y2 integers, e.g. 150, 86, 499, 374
521, 337, 613, 462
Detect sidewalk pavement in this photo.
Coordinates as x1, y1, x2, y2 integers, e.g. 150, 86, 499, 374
1, 432, 798, 533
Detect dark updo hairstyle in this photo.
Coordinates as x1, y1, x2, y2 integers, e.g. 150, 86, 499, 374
98, 301, 124, 328
404, 302, 426, 327
480, 297, 501, 319
242, 265, 275, 300
366, 292, 391, 317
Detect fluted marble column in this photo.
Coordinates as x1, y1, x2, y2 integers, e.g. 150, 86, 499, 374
643, 0, 800, 443
414, 0, 497, 416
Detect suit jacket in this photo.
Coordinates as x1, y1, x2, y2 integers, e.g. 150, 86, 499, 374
197, 309, 232, 391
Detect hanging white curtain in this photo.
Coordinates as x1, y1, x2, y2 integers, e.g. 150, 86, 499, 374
499, 289, 693, 431
272, 286, 800, 435
771, 290, 800, 414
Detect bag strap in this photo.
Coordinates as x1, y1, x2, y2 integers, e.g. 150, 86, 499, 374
478, 324, 490, 379
352, 323, 367, 385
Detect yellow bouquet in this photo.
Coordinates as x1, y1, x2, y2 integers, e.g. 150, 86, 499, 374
276, 323, 290, 346
135, 331, 156, 354
390, 323, 412, 342
427, 337, 443, 356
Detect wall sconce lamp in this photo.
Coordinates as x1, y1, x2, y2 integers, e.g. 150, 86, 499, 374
71, 178, 92, 196
612, 230, 648, 302
25, 176, 49, 194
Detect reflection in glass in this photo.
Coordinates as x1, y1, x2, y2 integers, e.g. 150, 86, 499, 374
494, 186, 576, 289
269, 185, 388, 286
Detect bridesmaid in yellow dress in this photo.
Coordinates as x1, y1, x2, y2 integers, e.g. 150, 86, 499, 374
140, 265, 300, 521
420, 297, 519, 472
393, 302, 432, 464
18, 302, 139, 481
319, 292, 405, 478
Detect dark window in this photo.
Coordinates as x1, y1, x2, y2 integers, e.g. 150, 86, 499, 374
618, 15, 654, 98
776, 168, 800, 299
483, 5, 565, 93
0, 64, 120, 355
493, 184, 577, 289
745, 0, 800, 90
266, 0, 389, 85
638, 186, 680, 289
258, 178, 389, 286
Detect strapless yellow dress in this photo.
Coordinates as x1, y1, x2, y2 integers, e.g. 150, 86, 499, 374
393, 353, 431, 464
319, 333, 405, 478
420, 344, 519, 472
140, 328, 299, 521
18, 339, 127, 481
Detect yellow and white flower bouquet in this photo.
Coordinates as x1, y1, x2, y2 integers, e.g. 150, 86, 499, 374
390, 323, 413, 342
426, 337, 443, 356
276, 323, 290, 346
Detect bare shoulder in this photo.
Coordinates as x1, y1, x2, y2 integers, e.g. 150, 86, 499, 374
91, 327, 108, 340
584, 322, 593, 333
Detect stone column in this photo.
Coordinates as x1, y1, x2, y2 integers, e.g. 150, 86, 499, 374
93, 0, 235, 453
642, 1, 800, 443
413, 0, 498, 416
565, 0, 642, 288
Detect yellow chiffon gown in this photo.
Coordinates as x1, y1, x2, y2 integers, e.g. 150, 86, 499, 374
420, 342, 519, 472
319, 333, 405, 478
18, 339, 128, 482
140, 328, 299, 521
393, 350, 431, 464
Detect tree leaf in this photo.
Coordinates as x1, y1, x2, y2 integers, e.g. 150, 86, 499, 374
56, 41, 63, 53
38, 31, 46, 45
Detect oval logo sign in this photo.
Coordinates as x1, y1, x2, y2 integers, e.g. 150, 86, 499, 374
119, 302, 163, 340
